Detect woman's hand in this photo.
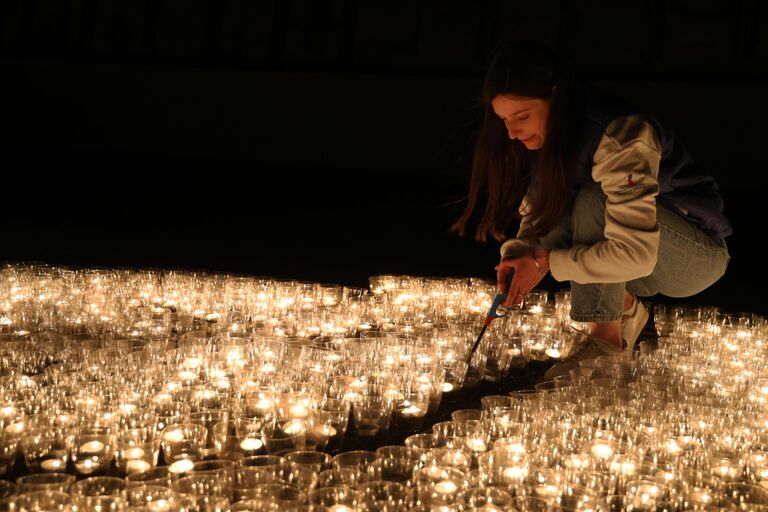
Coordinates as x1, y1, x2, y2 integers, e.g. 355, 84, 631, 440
496, 250, 549, 307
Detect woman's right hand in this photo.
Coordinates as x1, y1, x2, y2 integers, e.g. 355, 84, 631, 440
496, 252, 547, 307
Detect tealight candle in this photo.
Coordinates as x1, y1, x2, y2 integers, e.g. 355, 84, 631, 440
466, 438, 487, 453
169, 459, 195, 475
283, 420, 305, 435
400, 404, 422, 416
80, 440, 105, 454
591, 442, 614, 459
240, 438, 263, 451
164, 430, 184, 443
442, 450, 468, 467
125, 447, 145, 460
288, 405, 309, 418
319, 425, 337, 437
434, 480, 458, 494
40, 459, 65, 472
126, 459, 151, 473
503, 466, 526, 481
74, 459, 100, 475
441, 382, 455, 393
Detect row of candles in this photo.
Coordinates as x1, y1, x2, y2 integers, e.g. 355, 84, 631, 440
0, 263, 767, 510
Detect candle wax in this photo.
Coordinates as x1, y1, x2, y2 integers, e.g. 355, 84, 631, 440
126, 459, 152, 474
164, 430, 185, 443
80, 440, 105, 454
240, 438, 263, 451
503, 466, 525, 480
40, 459, 64, 472
169, 459, 195, 474
125, 447, 145, 459
283, 421, 305, 435
434, 480, 457, 494
590, 443, 613, 459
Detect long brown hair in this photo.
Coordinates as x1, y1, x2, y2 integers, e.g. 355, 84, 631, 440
452, 39, 577, 242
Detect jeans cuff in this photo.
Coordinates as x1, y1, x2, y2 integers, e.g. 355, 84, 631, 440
570, 313, 623, 323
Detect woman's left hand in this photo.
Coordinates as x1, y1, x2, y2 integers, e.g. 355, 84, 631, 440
496, 251, 548, 307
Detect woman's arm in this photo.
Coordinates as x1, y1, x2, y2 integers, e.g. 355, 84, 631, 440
499, 190, 543, 260
548, 115, 662, 284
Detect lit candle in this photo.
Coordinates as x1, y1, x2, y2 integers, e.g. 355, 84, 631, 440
400, 404, 423, 417
126, 459, 151, 474
182, 357, 202, 369
425, 465, 445, 479
255, 398, 274, 411
282, 420, 305, 435
434, 480, 457, 495
164, 430, 184, 443
590, 442, 614, 459
465, 437, 487, 453
240, 438, 263, 451
545, 348, 561, 359
689, 490, 712, 505
503, 466, 526, 481
80, 440, 105, 454
75, 459, 100, 475
535, 484, 560, 498
327, 506, 352, 512
319, 425, 337, 437
169, 459, 195, 475
288, 404, 308, 418
147, 499, 171, 512
125, 447, 145, 460
40, 459, 65, 472
441, 382, 455, 393
442, 450, 468, 467
5, 422, 25, 435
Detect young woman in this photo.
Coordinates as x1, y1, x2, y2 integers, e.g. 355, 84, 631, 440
452, 40, 731, 379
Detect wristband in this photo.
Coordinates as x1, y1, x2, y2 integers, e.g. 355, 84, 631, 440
531, 250, 547, 275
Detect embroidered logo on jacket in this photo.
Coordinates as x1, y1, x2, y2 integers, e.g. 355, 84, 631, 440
617, 173, 645, 193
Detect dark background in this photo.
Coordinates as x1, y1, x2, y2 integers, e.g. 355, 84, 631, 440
1, 0, 766, 315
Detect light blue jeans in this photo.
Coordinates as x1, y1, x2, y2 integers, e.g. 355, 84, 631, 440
539, 182, 731, 322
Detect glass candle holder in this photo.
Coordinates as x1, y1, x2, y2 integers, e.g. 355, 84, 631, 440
357, 481, 409, 512
15, 472, 75, 494
308, 485, 358, 510
261, 419, 307, 456
160, 423, 207, 473
72, 427, 114, 477
392, 391, 429, 434
374, 445, 422, 484
284, 451, 332, 473
19, 417, 71, 474
70, 476, 127, 512
413, 465, 466, 507
0, 490, 72, 512
352, 396, 392, 443
125, 465, 172, 488
332, 451, 379, 481
116, 427, 157, 476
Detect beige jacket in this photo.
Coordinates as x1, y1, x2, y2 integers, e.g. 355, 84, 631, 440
500, 115, 661, 284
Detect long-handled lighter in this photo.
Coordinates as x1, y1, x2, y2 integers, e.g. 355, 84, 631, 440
465, 269, 516, 366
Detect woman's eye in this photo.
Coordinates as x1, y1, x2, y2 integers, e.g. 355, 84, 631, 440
517, 115, 529, 121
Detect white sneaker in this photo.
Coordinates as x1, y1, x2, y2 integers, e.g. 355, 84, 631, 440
621, 296, 649, 352
543, 334, 623, 380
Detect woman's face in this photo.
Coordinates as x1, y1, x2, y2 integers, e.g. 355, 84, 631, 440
491, 94, 551, 150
